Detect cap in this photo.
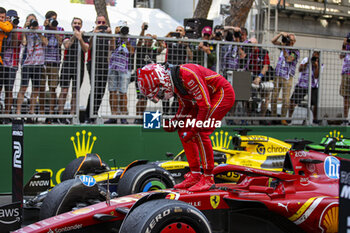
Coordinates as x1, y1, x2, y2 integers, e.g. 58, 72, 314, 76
116, 20, 127, 27
214, 25, 224, 31
7, 10, 18, 17
201, 26, 212, 36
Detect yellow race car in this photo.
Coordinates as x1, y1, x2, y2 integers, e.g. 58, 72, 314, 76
153, 129, 291, 185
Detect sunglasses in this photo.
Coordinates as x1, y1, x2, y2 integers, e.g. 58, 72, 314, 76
97, 21, 106, 25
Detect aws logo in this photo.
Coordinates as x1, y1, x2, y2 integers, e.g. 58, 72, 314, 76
0, 202, 21, 226
35, 130, 98, 186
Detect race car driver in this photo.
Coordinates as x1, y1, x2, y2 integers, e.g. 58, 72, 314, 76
137, 63, 235, 191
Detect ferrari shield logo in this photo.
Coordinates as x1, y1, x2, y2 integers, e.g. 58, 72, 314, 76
210, 195, 220, 209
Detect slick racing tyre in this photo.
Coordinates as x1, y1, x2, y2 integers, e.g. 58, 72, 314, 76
117, 164, 175, 196
61, 157, 84, 181
119, 199, 211, 233
61, 154, 109, 182
39, 178, 102, 220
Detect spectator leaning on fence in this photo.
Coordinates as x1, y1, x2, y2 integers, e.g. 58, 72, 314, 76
240, 27, 249, 43
220, 26, 240, 74
85, 15, 111, 123
0, 7, 13, 122
42, 11, 64, 123
221, 26, 249, 72
105, 20, 135, 124
17, 14, 48, 123
165, 26, 193, 66
340, 33, 350, 125
58, 17, 89, 124
2, 9, 20, 124
133, 22, 163, 124
289, 51, 321, 125
162, 26, 193, 116
0, 7, 13, 64
198, 26, 214, 70
271, 32, 299, 126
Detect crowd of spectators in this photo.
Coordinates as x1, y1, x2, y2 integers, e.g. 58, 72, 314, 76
0, 6, 348, 125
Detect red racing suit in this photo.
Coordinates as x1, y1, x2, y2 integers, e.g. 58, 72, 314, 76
173, 64, 235, 174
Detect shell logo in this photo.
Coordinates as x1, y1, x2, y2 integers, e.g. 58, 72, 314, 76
319, 203, 338, 233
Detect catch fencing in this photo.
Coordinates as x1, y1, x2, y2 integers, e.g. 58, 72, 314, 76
0, 28, 347, 125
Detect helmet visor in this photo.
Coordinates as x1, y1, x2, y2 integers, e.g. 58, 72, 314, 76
149, 86, 165, 103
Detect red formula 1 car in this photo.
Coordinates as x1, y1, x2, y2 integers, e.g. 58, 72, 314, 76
15, 140, 340, 233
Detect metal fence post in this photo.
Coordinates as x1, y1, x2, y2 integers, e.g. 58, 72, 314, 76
90, 34, 97, 120
73, 41, 82, 124
216, 41, 220, 74
306, 49, 313, 126
318, 50, 324, 125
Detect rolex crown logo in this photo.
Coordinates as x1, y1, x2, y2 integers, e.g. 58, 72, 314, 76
71, 130, 97, 158
326, 130, 343, 141
211, 130, 232, 149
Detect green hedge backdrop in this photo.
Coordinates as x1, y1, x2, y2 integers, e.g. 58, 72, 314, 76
0, 125, 348, 193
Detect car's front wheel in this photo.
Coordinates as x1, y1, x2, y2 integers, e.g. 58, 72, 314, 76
39, 177, 102, 220
119, 199, 211, 233
117, 164, 175, 196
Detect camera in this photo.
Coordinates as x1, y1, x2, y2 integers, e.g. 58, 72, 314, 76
10, 16, 19, 26
98, 25, 108, 32
251, 82, 274, 92
203, 41, 209, 47
29, 19, 38, 28
225, 31, 233, 41
311, 56, 318, 63
170, 32, 180, 38
215, 31, 222, 38
49, 18, 58, 27
234, 30, 241, 39
144, 23, 148, 30
281, 36, 291, 45
120, 26, 129, 35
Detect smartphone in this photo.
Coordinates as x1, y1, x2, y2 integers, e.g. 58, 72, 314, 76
74, 26, 81, 31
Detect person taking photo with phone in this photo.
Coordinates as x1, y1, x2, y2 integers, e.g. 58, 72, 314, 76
57, 17, 89, 124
